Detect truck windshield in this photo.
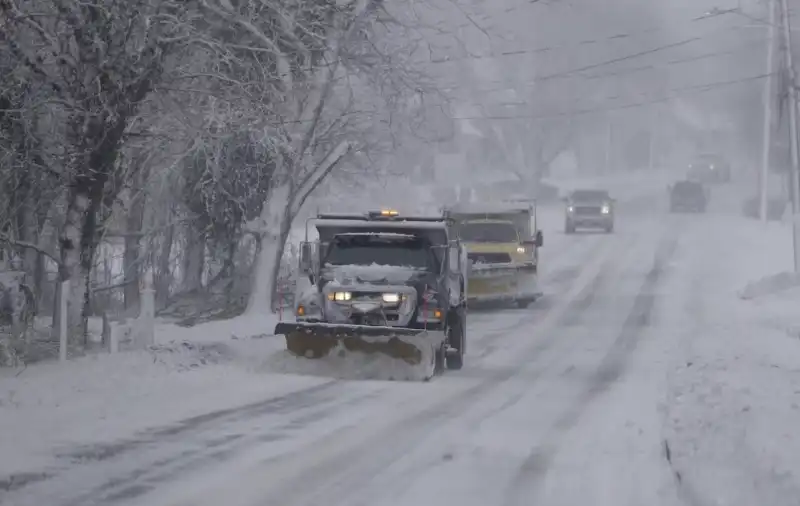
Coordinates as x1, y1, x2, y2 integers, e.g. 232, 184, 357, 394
459, 222, 518, 242
323, 234, 433, 269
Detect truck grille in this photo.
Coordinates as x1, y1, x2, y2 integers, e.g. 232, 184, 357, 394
574, 206, 602, 215
468, 252, 511, 264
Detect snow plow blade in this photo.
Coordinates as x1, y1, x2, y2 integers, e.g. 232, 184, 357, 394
467, 263, 538, 302
274, 322, 442, 365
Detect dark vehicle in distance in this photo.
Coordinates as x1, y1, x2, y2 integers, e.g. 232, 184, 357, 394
687, 153, 731, 184
563, 189, 615, 234
669, 180, 708, 213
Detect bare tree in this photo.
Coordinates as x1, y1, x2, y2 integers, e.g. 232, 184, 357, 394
0, 0, 195, 342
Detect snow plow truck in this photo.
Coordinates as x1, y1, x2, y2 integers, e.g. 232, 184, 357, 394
444, 202, 543, 308
273, 209, 468, 379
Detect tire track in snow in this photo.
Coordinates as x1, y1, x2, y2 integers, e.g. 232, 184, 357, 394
465, 232, 597, 341
0, 380, 356, 504
323, 235, 648, 506
455, 233, 641, 415
503, 229, 681, 506
468, 233, 610, 360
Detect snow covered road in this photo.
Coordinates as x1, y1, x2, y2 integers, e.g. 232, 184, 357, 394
4, 185, 800, 506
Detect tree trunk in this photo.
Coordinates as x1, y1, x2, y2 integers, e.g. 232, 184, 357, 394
52, 189, 90, 343
247, 234, 281, 314
39, 191, 68, 314
246, 183, 293, 315
181, 226, 205, 292
53, 184, 103, 345
156, 224, 174, 309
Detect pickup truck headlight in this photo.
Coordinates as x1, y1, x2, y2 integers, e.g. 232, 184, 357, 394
382, 293, 401, 303
516, 246, 526, 253
601, 205, 610, 214
567, 206, 574, 212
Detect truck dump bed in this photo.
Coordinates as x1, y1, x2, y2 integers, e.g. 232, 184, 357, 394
444, 203, 535, 240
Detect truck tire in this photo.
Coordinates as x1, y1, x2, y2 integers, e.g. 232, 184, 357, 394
446, 318, 464, 370
565, 222, 575, 234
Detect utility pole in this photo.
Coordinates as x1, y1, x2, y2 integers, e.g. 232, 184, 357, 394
649, 106, 658, 171
780, 0, 800, 272
604, 115, 613, 174
759, 0, 777, 222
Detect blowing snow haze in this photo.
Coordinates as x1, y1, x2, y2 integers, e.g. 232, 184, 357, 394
2, 0, 800, 505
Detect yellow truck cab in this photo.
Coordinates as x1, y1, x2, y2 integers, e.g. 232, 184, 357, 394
444, 203, 543, 308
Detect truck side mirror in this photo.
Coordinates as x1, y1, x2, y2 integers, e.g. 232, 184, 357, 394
535, 230, 543, 247
299, 242, 313, 273
448, 246, 460, 273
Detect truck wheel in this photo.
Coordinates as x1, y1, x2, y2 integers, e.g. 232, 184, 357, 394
515, 299, 530, 309
446, 319, 464, 370
605, 224, 614, 233
565, 222, 575, 234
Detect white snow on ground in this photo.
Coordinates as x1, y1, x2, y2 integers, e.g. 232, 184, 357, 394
660, 205, 800, 505
0, 314, 335, 481
0, 171, 665, 490
0, 193, 580, 488
8, 177, 800, 506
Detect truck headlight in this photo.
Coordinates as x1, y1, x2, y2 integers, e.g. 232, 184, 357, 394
328, 291, 352, 301
516, 246, 526, 253
601, 205, 610, 214
567, 206, 574, 212
382, 293, 401, 303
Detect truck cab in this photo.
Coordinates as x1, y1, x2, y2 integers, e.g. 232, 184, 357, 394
285, 209, 468, 371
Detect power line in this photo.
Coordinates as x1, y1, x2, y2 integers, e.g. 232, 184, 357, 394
437, 39, 764, 95
449, 73, 770, 121
420, 14, 754, 66
582, 40, 764, 80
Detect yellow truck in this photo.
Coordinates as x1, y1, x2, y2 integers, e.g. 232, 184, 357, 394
444, 202, 543, 308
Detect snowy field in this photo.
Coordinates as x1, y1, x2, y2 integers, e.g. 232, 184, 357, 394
3, 175, 800, 505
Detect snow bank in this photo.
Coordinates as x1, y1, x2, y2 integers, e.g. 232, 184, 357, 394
0, 313, 329, 482
152, 313, 281, 344
738, 271, 800, 300
662, 211, 800, 505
